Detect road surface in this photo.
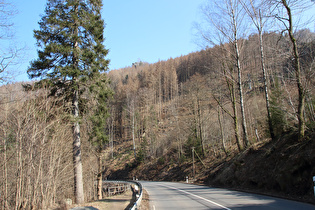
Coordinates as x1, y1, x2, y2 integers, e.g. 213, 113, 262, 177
140, 181, 315, 210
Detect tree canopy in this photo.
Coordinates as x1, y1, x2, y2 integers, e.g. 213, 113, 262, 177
28, 0, 109, 87
27, 0, 110, 204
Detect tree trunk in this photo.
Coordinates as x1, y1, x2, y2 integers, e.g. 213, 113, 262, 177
230, 3, 249, 148
15, 124, 23, 210
132, 102, 136, 159
97, 154, 103, 200
258, 17, 275, 140
219, 66, 242, 152
232, 87, 242, 152
218, 106, 228, 156
110, 111, 114, 159
72, 2, 84, 202
73, 88, 85, 204
223, 67, 242, 151
3, 101, 9, 209
225, 73, 242, 152
3, 133, 8, 210
233, 28, 249, 148
197, 98, 205, 156
281, 0, 305, 141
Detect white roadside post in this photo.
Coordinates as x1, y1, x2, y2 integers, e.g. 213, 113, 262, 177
186, 176, 189, 183
313, 176, 315, 198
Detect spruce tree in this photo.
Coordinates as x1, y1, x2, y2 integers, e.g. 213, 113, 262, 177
27, 0, 109, 204
88, 74, 113, 200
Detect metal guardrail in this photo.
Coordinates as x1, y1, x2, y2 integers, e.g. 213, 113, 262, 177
102, 181, 130, 197
103, 180, 143, 210
128, 180, 143, 210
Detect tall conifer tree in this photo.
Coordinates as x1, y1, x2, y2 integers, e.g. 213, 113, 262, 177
88, 74, 113, 200
27, 0, 109, 204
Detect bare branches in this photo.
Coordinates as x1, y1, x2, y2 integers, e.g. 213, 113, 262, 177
0, 47, 22, 84
0, 0, 17, 39
0, 0, 20, 84
270, 0, 315, 140
0, 92, 75, 209
268, 0, 315, 32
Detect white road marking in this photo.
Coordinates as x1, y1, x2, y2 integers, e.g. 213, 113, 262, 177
162, 184, 231, 210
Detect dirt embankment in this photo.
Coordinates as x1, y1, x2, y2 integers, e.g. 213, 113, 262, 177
204, 132, 315, 204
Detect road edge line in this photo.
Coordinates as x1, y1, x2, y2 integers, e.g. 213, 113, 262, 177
162, 184, 231, 210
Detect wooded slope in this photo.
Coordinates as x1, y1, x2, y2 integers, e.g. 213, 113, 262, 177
1, 30, 314, 208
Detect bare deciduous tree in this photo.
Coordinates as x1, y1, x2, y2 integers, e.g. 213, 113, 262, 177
269, 0, 314, 140
240, 0, 276, 140
0, 87, 74, 209
185, 73, 208, 156
0, 0, 19, 84
197, 0, 250, 149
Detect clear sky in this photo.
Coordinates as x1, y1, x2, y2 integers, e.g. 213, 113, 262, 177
9, 0, 205, 82
6, 0, 314, 83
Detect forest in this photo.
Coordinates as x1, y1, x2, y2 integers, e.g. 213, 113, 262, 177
105, 29, 315, 165
1, 28, 314, 209
110, 29, 314, 151
1, 0, 315, 209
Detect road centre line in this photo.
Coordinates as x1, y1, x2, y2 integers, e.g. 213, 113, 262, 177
161, 184, 231, 210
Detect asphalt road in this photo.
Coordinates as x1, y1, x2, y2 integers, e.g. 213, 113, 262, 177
140, 181, 315, 210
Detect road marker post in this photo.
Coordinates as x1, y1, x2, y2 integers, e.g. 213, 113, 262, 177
192, 147, 195, 181
313, 176, 315, 198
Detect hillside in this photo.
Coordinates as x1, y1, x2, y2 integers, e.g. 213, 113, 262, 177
101, 30, 315, 204
204, 131, 315, 203
104, 130, 315, 204
1, 30, 314, 209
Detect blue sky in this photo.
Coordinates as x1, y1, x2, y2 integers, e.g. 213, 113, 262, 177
6, 0, 315, 83
9, 0, 205, 82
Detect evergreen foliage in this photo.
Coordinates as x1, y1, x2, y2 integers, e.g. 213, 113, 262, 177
27, 0, 109, 204
136, 138, 148, 163
184, 135, 203, 158
89, 75, 113, 152
270, 77, 287, 138
28, 0, 109, 88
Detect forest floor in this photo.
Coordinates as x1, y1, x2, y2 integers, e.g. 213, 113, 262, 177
106, 130, 315, 205
68, 190, 132, 210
